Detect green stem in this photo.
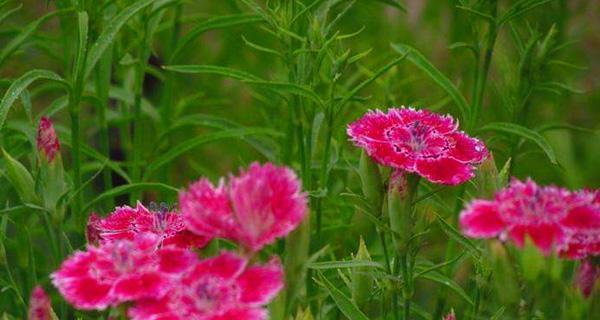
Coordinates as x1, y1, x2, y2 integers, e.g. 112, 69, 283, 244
131, 12, 151, 200
469, 0, 499, 131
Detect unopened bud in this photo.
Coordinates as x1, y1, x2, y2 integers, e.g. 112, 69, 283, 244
442, 309, 456, 320
28, 286, 55, 320
37, 117, 60, 163
388, 170, 417, 253
352, 237, 373, 311
475, 153, 499, 198
575, 259, 599, 298
359, 151, 384, 215
86, 214, 102, 245
294, 307, 314, 320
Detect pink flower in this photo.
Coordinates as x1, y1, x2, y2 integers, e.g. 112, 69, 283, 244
37, 117, 60, 162
180, 162, 307, 251
88, 202, 210, 248
558, 190, 600, 259
575, 259, 599, 298
129, 251, 284, 320
51, 234, 197, 310
28, 286, 53, 320
442, 309, 456, 320
347, 107, 488, 185
460, 179, 600, 256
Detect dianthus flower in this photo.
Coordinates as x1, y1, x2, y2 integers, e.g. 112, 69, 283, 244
37, 117, 60, 162
88, 202, 210, 248
51, 234, 197, 310
460, 179, 600, 256
558, 190, 600, 259
180, 162, 307, 251
347, 107, 488, 185
129, 251, 284, 320
28, 286, 53, 320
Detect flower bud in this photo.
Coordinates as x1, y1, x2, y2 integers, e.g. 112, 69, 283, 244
387, 170, 415, 253
28, 286, 56, 320
575, 259, 599, 298
442, 309, 456, 320
294, 307, 314, 320
37, 117, 60, 163
475, 153, 499, 198
359, 151, 384, 215
86, 213, 102, 245
352, 237, 373, 311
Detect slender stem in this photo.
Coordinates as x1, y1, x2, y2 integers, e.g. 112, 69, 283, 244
469, 0, 498, 131
131, 11, 151, 200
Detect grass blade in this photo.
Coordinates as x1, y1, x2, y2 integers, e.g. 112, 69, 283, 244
318, 273, 370, 320
391, 43, 470, 123
0, 70, 67, 131
84, 0, 156, 79
479, 122, 558, 164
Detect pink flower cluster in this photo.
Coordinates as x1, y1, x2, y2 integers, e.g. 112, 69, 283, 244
347, 107, 488, 185
460, 179, 600, 297
52, 162, 307, 319
460, 179, 600, 258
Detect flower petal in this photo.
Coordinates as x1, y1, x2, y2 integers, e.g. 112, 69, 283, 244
238, 258, 284, 305
447, 132, 488, 163
460, 200, 504, 238
415, 157, 475, 185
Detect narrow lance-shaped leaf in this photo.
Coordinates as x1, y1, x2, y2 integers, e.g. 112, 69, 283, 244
1, 148, 38, 204
479, 122, 558, 164
84, 0, 156, 78
0, 8, 73, 67
169, 13, 264, 62
0, 70, 68, 131
163, 65, 262, 81
391, 43, 470, 123
318, 273, 370, 320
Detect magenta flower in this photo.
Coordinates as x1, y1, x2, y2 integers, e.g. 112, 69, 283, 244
460, 179, 600, 255
28, 286, 53, 320
37, 117, 60, 162
347, 107, 488, 185
180, 162, 307, 251
558, 190, 600, 259
51, 234, 197, 310
129, 251, 284, 320
575, 259, 599, 298
88, 202, 210, 249
442, 309, 456, 320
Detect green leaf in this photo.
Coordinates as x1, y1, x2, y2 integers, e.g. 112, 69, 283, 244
170, 14, 264, 62
372, 0, 407, 12
391, 43, 470, 123
479, 122, 558, 164
308, 260, 383, 270
336, 55, 407, 110
84, 0, 156, 78
418, 271, 474, 306
163, 65, 262, 81
0, 69, 67, 131
80, 182, 179, 217
244, 80, 325, 108
0, 8, 73, 67
435, 213, 482, 257
1, 148, 37, 204
145, 128, 277, 177
318, 273, 370, 320
498, 0, 555, 25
